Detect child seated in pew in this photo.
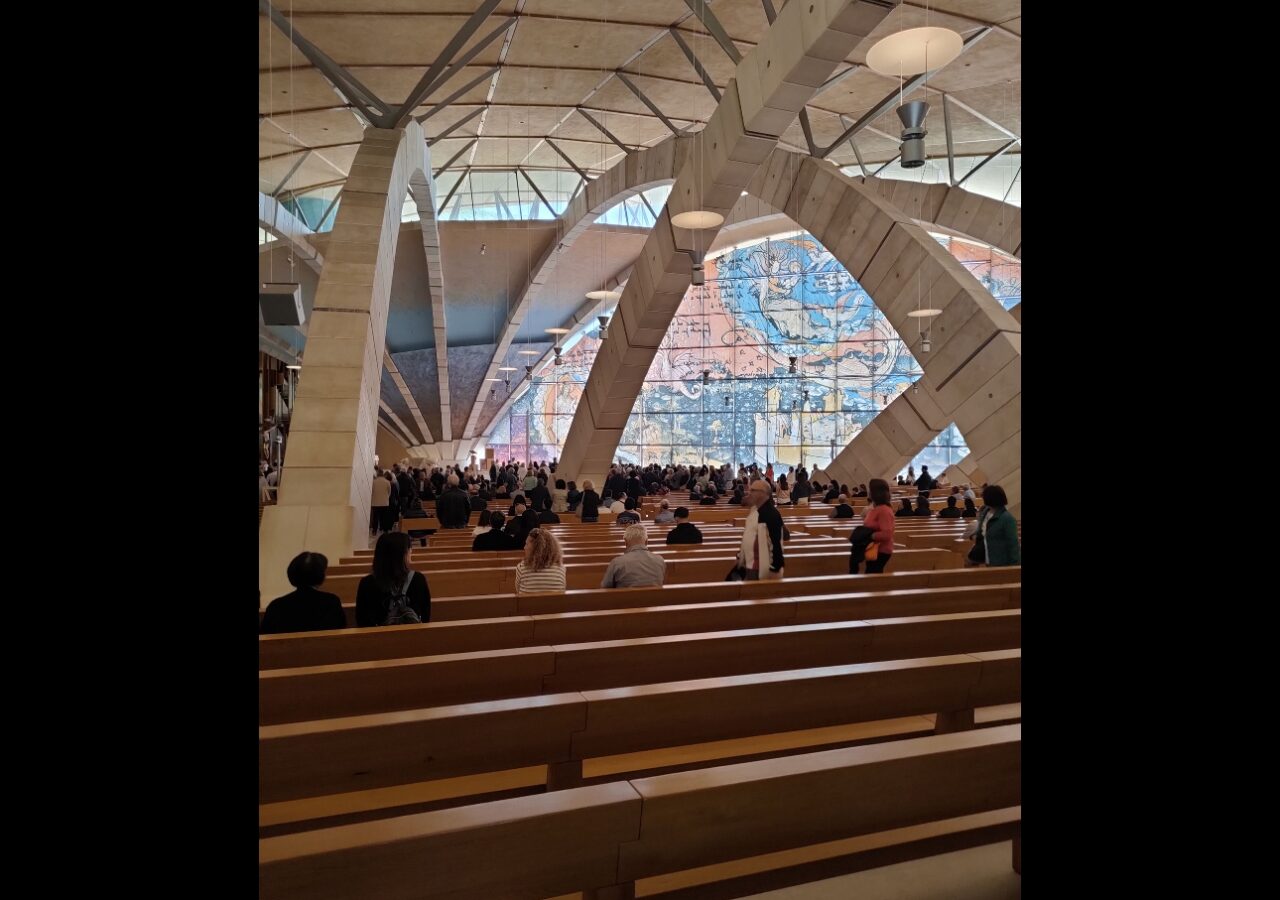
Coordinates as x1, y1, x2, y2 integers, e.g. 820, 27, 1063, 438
260, 552, 346, 635
895, 497, 915, 517
471, 509, 493, 538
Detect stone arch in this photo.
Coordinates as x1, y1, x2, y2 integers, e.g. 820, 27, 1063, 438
558, 147, 1021, 511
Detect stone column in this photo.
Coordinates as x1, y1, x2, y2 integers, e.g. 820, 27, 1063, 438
259, 123, 428, 599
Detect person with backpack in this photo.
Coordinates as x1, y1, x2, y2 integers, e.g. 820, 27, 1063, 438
355, 532, 431, 627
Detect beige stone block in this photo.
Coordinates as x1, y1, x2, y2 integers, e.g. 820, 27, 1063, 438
837, 200, 898, 281
290, 397, 362, 432
1009, 303, 1022, 323
318, 260, 378, 286
876, 402, 932, 457
276, 466, 358, 507
901, 380, 949, 431
934, 334, 1021, 413
951, 358, 1021, 434
313, 281, 374, 313
857, 221, 920, 299
970, 430, 1021, 485
884, 396, 943, 448
801, 170, 847, 238
303, 335, 368, 369
832, 0, 896, 38
286, 430, 360, 469
848, 420, 903, 477
307, 311, 370, 341
782, 161, 821, 221
294, 365, 364, 400
960, 394, 1021, 452
927, 306, 1005, 386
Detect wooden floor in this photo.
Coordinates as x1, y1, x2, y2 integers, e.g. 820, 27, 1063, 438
742, 841, 1021, 899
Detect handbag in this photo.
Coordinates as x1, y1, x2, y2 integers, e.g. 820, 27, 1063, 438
864, 542, 879, 562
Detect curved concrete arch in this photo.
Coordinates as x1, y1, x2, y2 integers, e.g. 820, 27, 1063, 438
261, 121, 443, 596
459, 136, 694, 440
561, 145, 1021, 510
468, 149, 1019, 451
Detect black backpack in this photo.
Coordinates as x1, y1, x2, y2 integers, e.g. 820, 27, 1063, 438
381, 572, 421, 626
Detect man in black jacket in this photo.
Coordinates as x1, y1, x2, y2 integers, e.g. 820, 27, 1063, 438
469, 485, 488, 512
472, 512, 516, 550
394, 465, 417, 512
436, 474, 472, 529
528, 476, 552, 512
915, 465, 935, 493
665, 508, 703, 544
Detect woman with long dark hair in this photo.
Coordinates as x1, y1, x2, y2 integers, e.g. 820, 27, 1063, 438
355, 532, 431, 627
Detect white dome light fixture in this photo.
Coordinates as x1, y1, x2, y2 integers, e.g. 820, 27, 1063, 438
671, 210, 724, 230
906, 308, 943, 318
586, 290, 621, 301
865, 27, 962, 77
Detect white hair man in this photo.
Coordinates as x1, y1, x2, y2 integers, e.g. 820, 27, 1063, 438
737, 479, 785, 580
601, 524, 665, 588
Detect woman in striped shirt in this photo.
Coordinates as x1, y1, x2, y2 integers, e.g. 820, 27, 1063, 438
514, 527, 566, 594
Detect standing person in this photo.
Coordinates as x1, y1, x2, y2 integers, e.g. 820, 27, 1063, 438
601, 524, 666, 588
580, 480, 602, 523
566, 480, 582, 512
395, 465, 417, 512
853, 478, 896, 574
915, 465, 935, 494
735, 480, 785, 580
370, 468, 393, 536
529, 476, 551, 513
355, 532, 431, 627
260, 552, 347, 635
514, 528, 566, 594
435, 473, 471, 529
969, 485, 1020, 566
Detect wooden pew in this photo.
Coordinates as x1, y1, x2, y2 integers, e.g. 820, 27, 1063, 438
260, 650, 1020, 805
258, 725, 1021, 900
259, 583, 1022, 670
261, 566, 1023, 629
316, 548, 964, 602
259, 609, 1021, 724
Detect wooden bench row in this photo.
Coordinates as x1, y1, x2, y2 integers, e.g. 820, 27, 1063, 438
316, 548, 964, 602
260, 581, 1021, 669
259, 608, 1021, 724
261, 648, 1020, 804
259, 724, 1021, 900
262, 566, 1021, 629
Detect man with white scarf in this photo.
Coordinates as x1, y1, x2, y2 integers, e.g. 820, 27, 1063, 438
738, 479, 785, 580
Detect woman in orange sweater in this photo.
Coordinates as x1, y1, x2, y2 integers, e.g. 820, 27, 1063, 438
859, 478, 896, 574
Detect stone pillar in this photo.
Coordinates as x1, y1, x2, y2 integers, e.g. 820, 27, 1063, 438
259, 123, 428, 599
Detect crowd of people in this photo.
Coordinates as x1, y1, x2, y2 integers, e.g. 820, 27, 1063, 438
262, 455, 1018, 636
